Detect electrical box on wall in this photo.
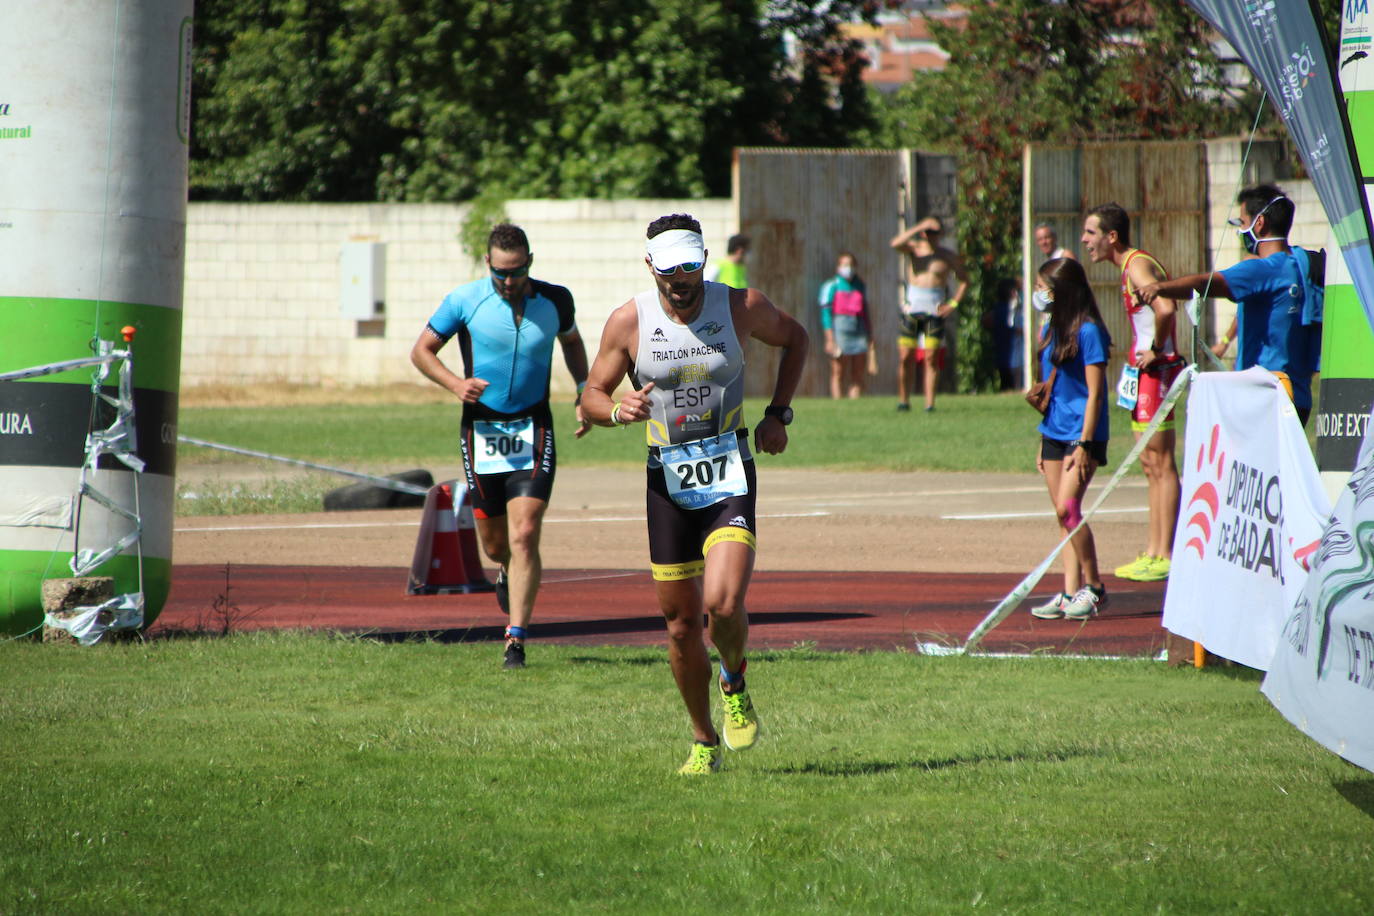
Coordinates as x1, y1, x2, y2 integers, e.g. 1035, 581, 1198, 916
339, 241, 386, 319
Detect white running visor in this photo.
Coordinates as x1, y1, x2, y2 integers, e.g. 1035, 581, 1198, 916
646, 229, 706, 271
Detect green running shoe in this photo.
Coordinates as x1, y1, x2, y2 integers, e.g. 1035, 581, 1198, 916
1134, 556, 1171, 582
1114, 553, 1153, 581
678, 741, 722, 775
719, 681, 759, 751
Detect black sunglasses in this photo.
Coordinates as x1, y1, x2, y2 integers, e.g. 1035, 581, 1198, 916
490, 260, 531, 280
652, 261, 705, 276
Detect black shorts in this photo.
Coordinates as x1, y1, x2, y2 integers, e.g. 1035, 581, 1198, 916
1040, 436, 1108, 466
459, 405, 556, 519
645, 459, 757, 581
898, 312, 945, 347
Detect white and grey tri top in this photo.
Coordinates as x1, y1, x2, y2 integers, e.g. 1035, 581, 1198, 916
633, 280, 748, 457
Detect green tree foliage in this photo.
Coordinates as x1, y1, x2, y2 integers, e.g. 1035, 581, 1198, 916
191, 0, 404, 200
190, 0, 889, 202
866, 0, 1322, 392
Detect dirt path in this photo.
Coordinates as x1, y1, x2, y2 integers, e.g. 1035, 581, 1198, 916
174, 466, 1157, 577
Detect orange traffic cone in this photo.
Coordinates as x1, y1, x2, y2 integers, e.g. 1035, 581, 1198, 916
406, 481, 494, 595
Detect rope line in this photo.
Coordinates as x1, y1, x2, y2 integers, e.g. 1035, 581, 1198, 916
920, 365, 1198, 657
176, 436, 431, 496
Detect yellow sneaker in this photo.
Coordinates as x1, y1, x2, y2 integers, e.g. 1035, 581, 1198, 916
1114, 553, 1153, 580
1134, 556, 1171, 581
719, 682, 759, 751
678, 741, 722, 775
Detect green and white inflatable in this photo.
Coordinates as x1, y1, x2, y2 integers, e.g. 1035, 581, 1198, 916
1316, 3, 1374, 497
0, 1, 192, 635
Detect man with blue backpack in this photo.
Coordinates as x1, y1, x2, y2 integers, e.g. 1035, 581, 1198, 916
1135, 184, 1323, 426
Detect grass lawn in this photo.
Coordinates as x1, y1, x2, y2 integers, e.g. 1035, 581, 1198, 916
2, 635, 1371, 914
177, 392, 1061, 473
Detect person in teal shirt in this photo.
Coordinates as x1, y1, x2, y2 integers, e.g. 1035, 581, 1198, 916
818, 251, 871, 399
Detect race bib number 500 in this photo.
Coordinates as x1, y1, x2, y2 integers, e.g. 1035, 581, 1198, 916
660, 433, 747, 510
473, 418, 535, 474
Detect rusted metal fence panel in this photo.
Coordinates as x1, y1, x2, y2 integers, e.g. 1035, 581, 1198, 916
735, 148, 955, 398
1027, 141, 1206, 388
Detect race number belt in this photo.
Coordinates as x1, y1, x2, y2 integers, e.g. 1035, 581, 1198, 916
472, 417, 536, 474
659, 432, 748, 510
1116, 365, 1140, 410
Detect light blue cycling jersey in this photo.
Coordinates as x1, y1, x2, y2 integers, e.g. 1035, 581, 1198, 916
427, 277, 576, 416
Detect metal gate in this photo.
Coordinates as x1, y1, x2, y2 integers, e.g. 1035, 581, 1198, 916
1025, 141, 1207, 385
735, 148, 956, 398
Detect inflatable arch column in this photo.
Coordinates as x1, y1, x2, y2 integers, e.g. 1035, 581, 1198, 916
1317, 4, 1374, 499
0, 1, 192, 634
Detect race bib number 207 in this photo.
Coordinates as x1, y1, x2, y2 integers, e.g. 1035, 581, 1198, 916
660, 433, 747, 510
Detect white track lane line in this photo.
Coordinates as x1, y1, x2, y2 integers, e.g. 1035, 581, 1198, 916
542, 571, 641, 583
802, 482, 1148, 506
941, 507, 1149, 521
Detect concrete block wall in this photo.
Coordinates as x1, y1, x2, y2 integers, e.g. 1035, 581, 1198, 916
182, 199, 734, 391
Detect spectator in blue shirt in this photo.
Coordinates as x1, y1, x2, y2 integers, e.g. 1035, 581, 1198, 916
1028, 258, 1112, 623
1135, 185, 1319, 425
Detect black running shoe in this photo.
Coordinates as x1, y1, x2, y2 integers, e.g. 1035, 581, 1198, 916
495, 568, 510, 615
503, 640, 526, 669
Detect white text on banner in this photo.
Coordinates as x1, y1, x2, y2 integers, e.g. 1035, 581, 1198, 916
1163, 368, 1329, 670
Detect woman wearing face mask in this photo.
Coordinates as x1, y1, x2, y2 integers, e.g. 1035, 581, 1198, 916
1028, 258, 1113, 622
818, 252, 871, 399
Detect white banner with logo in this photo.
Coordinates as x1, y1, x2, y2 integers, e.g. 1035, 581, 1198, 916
1262, 408, 1374, 773
1163, 369, 1330, 670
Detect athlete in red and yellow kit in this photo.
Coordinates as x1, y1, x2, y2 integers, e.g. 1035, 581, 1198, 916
1081, 203, 1181, 582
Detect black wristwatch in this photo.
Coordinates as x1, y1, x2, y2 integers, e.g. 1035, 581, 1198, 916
764, 405, 794, 426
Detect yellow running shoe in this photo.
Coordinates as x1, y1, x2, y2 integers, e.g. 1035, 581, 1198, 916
1113, 553, 1153, 580
719, 682, 759, 751
678, 741, 722, 775
1134, 556, 1171, 581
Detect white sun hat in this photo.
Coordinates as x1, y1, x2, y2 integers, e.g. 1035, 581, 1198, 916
646, 229, 706, 271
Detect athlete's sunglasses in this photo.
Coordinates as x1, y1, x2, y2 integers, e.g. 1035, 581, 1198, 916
652, 261, 705, 276
489, 260, 531, 279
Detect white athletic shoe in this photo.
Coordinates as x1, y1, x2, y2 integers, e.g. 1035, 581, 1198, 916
1030, 592, 1069, 620
1063, 585, 1106, 621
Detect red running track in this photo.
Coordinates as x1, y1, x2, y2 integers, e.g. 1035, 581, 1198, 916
155, 565, 1170, 657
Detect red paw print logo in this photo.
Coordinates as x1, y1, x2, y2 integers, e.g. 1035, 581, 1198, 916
1184, 424, 1225, 559
1290, 536, 1319, 572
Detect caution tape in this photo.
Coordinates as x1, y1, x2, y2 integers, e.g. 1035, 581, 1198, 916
919, 364, 1199, 657
176, 436, 431, 496
0, 352, 128, 383
2, 343, 149, 643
